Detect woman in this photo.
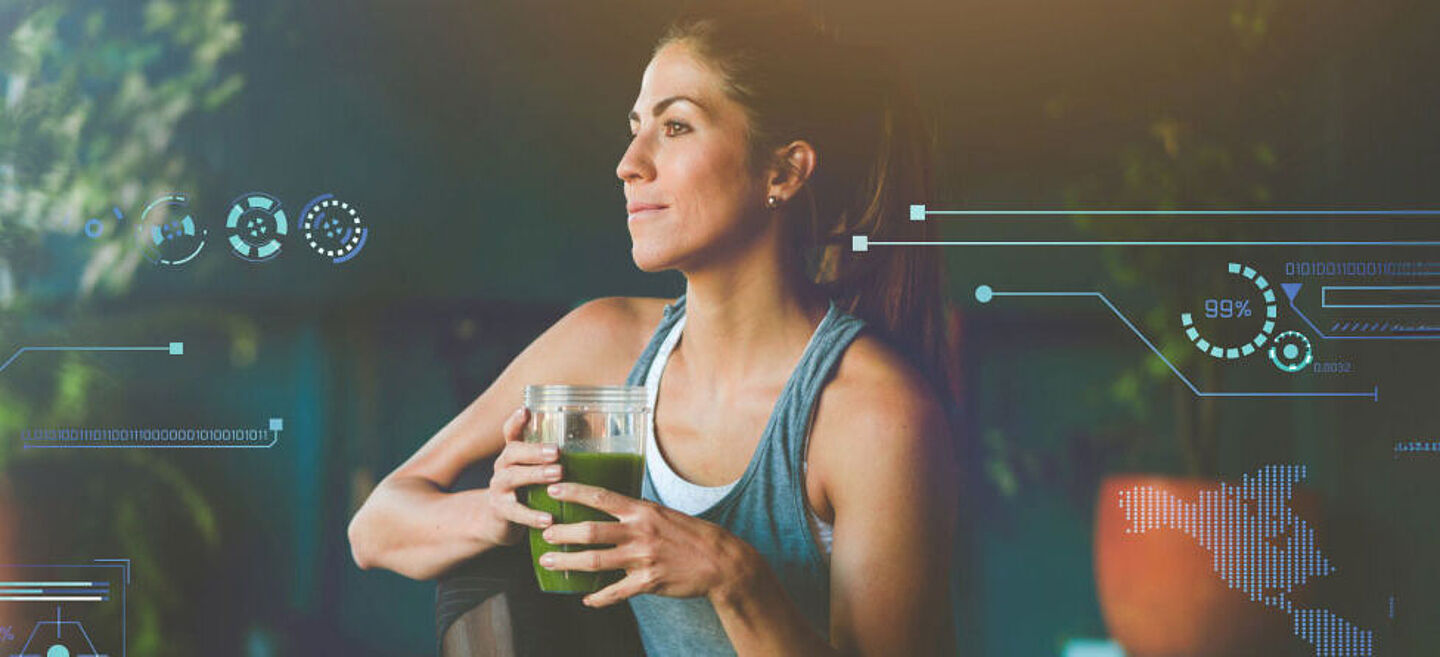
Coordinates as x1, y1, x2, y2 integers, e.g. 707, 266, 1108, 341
348, 2, 959, 654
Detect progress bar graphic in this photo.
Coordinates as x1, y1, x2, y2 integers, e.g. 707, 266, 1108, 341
0, 581, 110, 603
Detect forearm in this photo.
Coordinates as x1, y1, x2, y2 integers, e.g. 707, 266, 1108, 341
347, 476, 499, 580
708, 545, 841, 657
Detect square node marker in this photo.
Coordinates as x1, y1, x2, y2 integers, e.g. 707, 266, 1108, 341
852, 235, 869, 252
909, 204, 926, 221
168, 341, 184, 355
269, 417, 284, 431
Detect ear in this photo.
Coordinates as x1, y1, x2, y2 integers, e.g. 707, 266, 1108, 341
766, 139, 817, 201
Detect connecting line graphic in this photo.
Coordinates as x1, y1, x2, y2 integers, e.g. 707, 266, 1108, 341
857, 238, 1440, 248
0, 343, 183, 375
978, 287, 1379, 401
21, 418, 282, 450
845, 205, 1440, 250
908, 207, 1440, 219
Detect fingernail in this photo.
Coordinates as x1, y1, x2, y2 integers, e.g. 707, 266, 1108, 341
536, 513, 552, 527
542, 445, 559, 458
542, 528, 554, 541
540, 554, 555, 567
513, 407, 526, 418
547, 484, 563, 496
544, 465, 561, 478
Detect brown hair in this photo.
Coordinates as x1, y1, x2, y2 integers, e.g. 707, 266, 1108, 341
657, 0, 957, 403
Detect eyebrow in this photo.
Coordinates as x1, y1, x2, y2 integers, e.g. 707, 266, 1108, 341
628, 95, 707, 123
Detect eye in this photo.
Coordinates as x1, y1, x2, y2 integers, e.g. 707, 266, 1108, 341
663, 120, 691, 137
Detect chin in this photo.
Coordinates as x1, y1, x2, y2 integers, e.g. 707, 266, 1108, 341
630, 244, 674, 273
629, 234, 694, 273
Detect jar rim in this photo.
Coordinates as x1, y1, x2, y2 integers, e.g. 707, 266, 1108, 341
524, 384, 649, 407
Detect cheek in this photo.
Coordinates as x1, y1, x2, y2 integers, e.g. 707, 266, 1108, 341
664, 142, 756, 231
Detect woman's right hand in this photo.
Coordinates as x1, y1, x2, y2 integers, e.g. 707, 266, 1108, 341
480, 407, 563, 547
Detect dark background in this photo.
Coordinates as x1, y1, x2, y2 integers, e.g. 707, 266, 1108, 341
2, 0, 1438, 654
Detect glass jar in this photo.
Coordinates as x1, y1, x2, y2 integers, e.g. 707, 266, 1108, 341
521, 384, 649, 593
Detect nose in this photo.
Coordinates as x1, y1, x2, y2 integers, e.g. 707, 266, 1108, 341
616, 131, 655, 184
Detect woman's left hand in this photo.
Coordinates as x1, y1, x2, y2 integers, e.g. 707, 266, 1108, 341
537, 482, 756, 608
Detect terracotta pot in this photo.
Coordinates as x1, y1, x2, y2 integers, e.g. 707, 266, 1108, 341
1094, 474, 1311, 657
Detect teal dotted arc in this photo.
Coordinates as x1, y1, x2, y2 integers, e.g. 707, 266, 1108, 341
1180, 262, 1278, 359
137, 192, 207, 265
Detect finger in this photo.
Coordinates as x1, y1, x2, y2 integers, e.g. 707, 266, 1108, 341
545, 483, 636, 517
583, 573, 648, 608
541, 520, 627, 547
539, 546, 626, 572
499, 499, 553, 529
501, 406, 529, 442
495, 436, 558, 469
494, 463, 563, 492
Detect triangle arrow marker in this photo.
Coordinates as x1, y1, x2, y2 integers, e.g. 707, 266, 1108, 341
1282, 282, 1303, 301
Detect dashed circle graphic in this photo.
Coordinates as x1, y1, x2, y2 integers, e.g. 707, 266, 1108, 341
300, 193, 368, 263
1179, 262, 1278, 359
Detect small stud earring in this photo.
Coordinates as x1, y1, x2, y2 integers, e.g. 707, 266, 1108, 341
766, 195, 782, 209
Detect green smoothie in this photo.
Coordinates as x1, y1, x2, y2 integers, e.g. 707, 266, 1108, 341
523, 450, 645, 593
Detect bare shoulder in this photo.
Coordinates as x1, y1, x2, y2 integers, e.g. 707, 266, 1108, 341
821, 332, 949, 434
808, 332, 953, 485
545, 296, 673, 382
565, 295, 672, 350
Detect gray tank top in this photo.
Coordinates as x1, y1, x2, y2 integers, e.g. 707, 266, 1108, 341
623, 294, 867, 656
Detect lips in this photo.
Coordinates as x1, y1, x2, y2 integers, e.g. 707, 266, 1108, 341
626, 202, 668, 214
626, 202, 667, 223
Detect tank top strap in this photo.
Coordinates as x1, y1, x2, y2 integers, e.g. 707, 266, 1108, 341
770, 300, 867, 475
623, 295, 688, 388
625, 294, 867, 473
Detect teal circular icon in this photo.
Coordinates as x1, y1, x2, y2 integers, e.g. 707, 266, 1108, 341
225, 192, 288, 263
137, 193, 207, 265
1268, 330, 1313, 373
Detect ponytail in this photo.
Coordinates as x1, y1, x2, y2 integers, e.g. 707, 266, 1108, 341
660, 1, 958, 404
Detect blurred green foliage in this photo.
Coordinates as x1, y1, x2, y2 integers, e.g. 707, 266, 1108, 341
0, 0, 243, 301
1070, 0, 1289, 477
1, 2, 244, 655
981, 0, 1297, 498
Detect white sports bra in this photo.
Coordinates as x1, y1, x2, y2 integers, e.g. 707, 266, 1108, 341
642, 313, 835, 557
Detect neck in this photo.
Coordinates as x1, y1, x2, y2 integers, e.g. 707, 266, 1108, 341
675, 235, 828, 389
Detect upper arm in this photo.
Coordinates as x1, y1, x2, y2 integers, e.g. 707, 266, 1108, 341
817, 351, 959, 656
381, 296, 656, 490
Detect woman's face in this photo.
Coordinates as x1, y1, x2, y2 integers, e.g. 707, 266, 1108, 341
617, 42, 769, 273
